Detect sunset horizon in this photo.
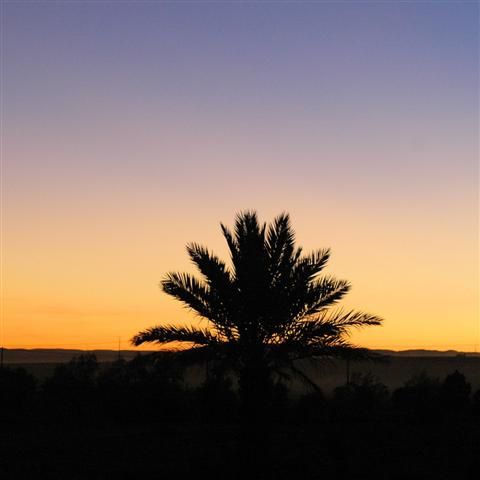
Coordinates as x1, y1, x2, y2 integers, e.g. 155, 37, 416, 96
3, 206, 478, 353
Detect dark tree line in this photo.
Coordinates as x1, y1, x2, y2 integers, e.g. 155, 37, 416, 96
1, 354, 479, 427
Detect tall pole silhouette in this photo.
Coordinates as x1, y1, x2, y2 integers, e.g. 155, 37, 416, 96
346, 357, 350, 385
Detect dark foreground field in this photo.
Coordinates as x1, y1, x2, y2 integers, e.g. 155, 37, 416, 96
2, 419, 479, 479
1, 352, 479, 479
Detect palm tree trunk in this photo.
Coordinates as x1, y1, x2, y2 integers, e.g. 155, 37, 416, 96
237, 352, 272, 478
238, 350, 271, 424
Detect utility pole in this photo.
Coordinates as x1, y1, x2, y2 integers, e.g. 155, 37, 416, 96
0, 346, 3, 369
346, 357, 350, 385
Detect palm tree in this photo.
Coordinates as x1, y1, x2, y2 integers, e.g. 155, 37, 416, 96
132, 211, 382, 421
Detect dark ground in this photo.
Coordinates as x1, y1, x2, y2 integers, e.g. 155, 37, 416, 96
1, 353, 479, 479
1, 419, 478, 479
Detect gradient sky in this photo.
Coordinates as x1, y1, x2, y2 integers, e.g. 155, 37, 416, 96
2, 1, 478, 351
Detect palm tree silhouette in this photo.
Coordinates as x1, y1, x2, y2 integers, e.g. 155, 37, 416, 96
132, 211, 382, 421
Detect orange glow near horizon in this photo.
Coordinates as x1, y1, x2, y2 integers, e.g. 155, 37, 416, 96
3, 204, 478, 352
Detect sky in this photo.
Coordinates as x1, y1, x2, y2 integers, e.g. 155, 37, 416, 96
1, 1, 478, 351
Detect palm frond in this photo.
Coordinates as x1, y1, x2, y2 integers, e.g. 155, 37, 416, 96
221, 223, 240, 268
161, 272, 212, 319
314, 309, 383, 333
285, 276, 351, 325
186, 242, 232, 290
288, 338, 355, 359
287, 363, 322, 393
231, 211, 267, 271
131, 324, 218, 347
302, 277, 351, 316
166, 345, 219, 364
294, 248, 331, 280
266, 213, 295, 273
286, 310, 381, 353
234, 210, 266, 245
313, 344, 382, 362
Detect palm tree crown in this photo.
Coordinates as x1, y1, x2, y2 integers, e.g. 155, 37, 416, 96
132, 211, 382, 412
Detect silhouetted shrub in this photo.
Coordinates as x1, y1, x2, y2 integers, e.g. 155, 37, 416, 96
332, 372, 389, 420
270, 381, 290, 421
441, 370, 471, 414
42, 353, 99, 423
0, 367, 36, 423
472, 388, 480, 417
97, 353, 188, 423
294, 389, 328, 423
194, 374, 238, 422
392, 372, 441, 421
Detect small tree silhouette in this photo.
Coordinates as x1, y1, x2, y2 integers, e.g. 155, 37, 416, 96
97, 354, 187, 422
332, 372, 389, 420
42, 353, 99, 422
0, 367, 36, 424
441, 370, 471, 413
132, 211, 382, 421
472, 388, 480, 416
392, 372, 442, 421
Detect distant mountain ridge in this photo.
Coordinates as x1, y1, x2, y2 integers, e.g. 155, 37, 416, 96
374, 349, 479, 357
1, 348, 156, 364
1, 347, 478, 364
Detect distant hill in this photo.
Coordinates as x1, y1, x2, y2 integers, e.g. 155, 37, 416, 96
1, 348, 157, 364
1, 347, 478, 364
375, 349, 479, 357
